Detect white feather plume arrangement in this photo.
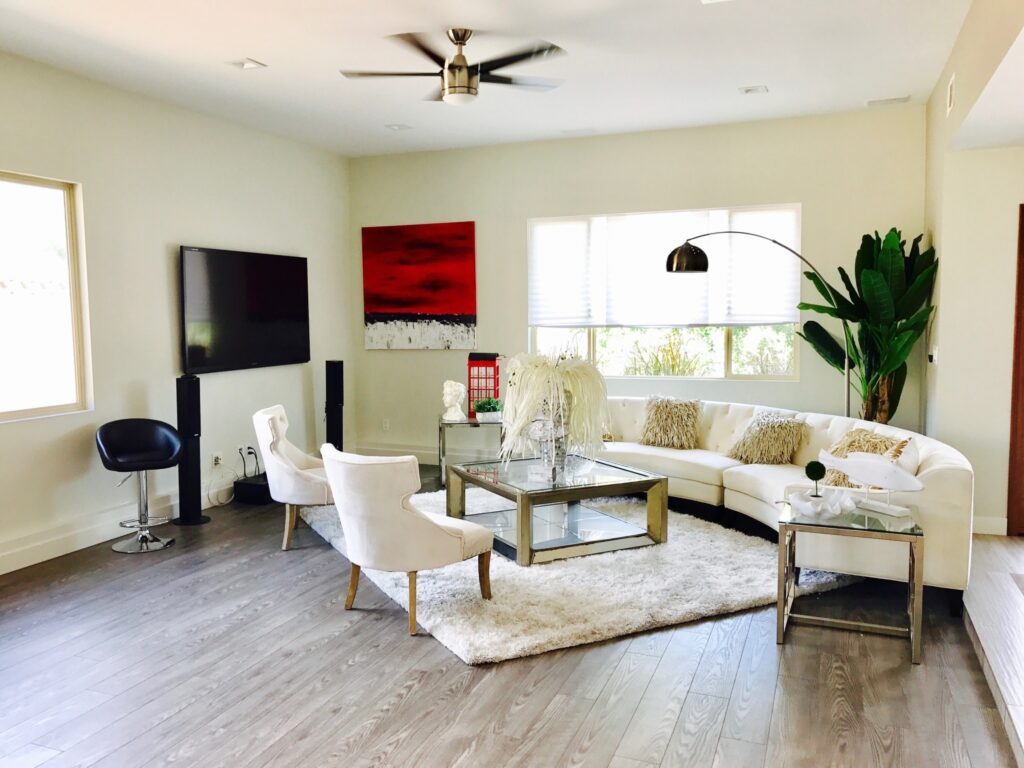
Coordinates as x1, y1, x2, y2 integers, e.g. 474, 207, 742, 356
500, 353, 609, 460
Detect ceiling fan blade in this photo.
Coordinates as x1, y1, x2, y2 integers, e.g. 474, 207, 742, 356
477, 42, 564, 73
479, 73, 560, 90
390, 32, 448, 67
341, 70, 439, 79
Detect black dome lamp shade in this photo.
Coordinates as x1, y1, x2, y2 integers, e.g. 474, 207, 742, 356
665, 241, 709, 273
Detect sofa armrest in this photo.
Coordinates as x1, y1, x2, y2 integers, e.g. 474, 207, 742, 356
897, 465, 974, 589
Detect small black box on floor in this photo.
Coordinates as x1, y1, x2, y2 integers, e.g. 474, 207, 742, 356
234, 473, 272, 505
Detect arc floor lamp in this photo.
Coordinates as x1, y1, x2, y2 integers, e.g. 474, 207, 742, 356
666, 231, 852, 418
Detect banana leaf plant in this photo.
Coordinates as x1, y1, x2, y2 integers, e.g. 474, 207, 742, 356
797, 228, 937, 423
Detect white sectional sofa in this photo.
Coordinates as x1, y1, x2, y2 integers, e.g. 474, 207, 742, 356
601, 397, 974, 591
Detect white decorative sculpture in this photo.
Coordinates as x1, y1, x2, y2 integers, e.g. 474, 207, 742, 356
818, 449, 923, 517
442, 380, 468, 421
787, 487, 856, 519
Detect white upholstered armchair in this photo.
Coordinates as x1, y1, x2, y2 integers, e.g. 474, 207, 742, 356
252, 405, 332, 550
320, 445, 493, 635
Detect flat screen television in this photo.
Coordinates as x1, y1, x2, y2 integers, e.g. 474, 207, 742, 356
180, 246, 310, 374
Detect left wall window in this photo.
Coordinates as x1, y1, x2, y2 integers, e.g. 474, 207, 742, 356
0, 170, 90, 421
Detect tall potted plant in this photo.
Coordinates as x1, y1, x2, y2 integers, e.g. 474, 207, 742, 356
798, 228, 937, 424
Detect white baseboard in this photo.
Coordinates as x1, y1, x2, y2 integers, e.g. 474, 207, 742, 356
356, 440, 497, 467
974, 517, 1008, 536
0, 481, 236, 577
355, 440, 436, 464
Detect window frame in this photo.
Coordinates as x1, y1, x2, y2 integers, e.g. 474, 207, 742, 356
528, 324, 800, 382
0, 169, 92, 423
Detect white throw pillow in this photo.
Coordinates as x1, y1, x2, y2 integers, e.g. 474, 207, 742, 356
886, 436, 920, 476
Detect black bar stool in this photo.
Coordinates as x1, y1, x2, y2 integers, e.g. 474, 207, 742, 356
96, 419, 182, 553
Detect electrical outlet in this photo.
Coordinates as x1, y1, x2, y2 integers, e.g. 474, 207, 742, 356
212, 452, 223, 467
382, 419, 390, 432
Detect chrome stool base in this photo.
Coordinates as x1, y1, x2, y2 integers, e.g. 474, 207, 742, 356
112, 529, 175, 553
110, 469, 174, 554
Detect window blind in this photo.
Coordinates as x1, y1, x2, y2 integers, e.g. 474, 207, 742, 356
528, 204, 801, 328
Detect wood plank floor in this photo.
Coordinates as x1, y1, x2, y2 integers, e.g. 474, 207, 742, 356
0, 494, 1013, 768
964, 534, 1024, 767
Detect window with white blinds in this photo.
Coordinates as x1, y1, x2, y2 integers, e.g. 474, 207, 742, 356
528, 204, 801, 328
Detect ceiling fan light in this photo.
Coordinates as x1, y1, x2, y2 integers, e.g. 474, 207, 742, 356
442, 91, 477, 105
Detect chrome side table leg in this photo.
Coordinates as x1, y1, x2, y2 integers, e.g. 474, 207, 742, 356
911, 537, 924, 664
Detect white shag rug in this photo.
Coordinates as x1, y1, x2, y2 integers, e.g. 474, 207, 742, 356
301, 489, 850, 665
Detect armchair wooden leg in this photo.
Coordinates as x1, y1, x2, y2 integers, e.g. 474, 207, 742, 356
345, 564, 360, 610
408, 571, 417, 636
478, 551, 492, 600
282, 504, 297, 551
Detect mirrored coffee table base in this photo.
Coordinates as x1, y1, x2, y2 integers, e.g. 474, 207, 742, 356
467, 501, 649, 564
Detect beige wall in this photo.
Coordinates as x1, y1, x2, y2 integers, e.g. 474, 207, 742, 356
934, 148, 1024, 530
924, 0, 1024, 534
348, 108, 927, 463
0, 52, 354, 574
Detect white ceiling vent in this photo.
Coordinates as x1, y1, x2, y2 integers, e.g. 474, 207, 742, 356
228, 58, 267, 70
867, 96, 910, 108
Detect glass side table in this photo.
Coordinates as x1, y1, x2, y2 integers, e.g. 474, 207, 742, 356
777, 503, 924, 664
437, 416, 503, 487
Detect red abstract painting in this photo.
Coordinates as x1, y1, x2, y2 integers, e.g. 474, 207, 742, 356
361, 221, 477, 349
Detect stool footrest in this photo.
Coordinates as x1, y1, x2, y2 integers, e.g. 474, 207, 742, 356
119, 517, 171, 529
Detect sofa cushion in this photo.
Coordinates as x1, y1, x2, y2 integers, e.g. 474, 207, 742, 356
821, 427, 897, 486
699, 402, 759, 453
723, 463, 807, 505
886, 437, 920, 475
602, 443, 742, 486
640, 397, 700, 449
727, 413, 805, 465
605, 397, 649, 442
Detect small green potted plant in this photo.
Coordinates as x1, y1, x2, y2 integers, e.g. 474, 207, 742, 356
474, 397, 503, 423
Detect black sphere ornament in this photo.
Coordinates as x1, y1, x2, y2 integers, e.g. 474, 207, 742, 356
805, 460, 826, 497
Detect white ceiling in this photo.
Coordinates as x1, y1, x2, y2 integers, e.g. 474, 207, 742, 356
0, 0, 970, 156
954, 27, 1024, 150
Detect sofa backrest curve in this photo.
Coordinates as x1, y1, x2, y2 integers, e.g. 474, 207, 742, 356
605, 396, 972, 477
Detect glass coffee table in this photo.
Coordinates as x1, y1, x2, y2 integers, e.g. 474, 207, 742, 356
777, 503, 924, 663
446, 457, 668, 566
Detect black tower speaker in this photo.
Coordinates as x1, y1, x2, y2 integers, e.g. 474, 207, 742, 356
326, 360, 344, 450
173, 374, 210, 525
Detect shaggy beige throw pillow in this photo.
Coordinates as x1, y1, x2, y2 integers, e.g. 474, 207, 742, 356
727, 413, 805, 465
822, 428, 897, 487
640, 397, 701, 449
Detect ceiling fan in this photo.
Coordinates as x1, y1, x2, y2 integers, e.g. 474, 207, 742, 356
341, 28, 564, 105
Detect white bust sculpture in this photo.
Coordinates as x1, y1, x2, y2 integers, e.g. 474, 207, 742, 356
442, 380, 467, 421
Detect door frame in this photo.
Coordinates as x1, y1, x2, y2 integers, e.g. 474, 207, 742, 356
1007, 205, 1024, 535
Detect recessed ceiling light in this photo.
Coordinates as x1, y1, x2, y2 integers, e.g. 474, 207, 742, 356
739, 85, 768, 95
701, 0, 735, 4
384, 124, 413, 131
866, 96, 911, 108
228, 58, 267, 70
